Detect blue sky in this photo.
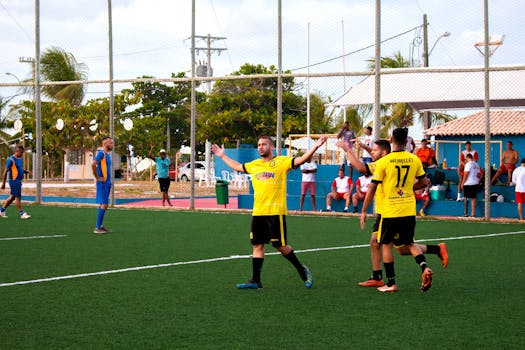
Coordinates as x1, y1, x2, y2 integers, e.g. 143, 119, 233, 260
1, 0, 524, 137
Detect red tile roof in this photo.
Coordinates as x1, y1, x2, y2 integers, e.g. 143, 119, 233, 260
424, 110, 525, 136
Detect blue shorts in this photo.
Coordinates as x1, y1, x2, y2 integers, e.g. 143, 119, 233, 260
9, 180, 22, 197
96, 182, 112, 205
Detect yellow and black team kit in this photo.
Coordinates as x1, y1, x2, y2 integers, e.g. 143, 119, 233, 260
243, 156, 293, 247
371, 150, 426, 246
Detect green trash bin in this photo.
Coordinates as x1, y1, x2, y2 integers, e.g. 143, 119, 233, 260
215, 180, 229, 207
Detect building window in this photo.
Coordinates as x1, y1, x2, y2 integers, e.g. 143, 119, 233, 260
68, 150, 83, 165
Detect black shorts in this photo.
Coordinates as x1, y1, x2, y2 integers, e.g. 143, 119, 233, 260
372, 214, 382, 234
159, 177, 171, 192
463, 185, 478, 199
250, 215, 287, 248
378, 216, 416, 247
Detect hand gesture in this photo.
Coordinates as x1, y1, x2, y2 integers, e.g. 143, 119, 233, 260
211, 144, 225, 158
336, 140, 348, 152
315, 136, 327, 148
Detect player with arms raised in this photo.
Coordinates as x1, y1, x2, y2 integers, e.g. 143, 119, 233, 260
212, 135, 326, 289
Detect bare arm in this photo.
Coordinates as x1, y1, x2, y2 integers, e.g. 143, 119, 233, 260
1, 169, 7, 190
294, 136, 327, 167
360, 182, 378, 230
147, 145, 155, 160
459, 171, 469, 190
357, 140, 372, 154
211, 144, 244, 173
413, 176, 427, 191
337, 140, 368, 174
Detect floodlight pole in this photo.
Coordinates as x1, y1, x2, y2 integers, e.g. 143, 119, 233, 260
372, 0, 381, 141
190, 0, 196, 209
108, 0, 115, 206
34, 0, 42, 204
422, 14, 430, 131
276, 0, 283, 155
482, 0, 491, 220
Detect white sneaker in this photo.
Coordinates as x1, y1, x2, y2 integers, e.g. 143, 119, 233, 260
20, 212, 31, 219
456, 196, 464, 202
0, 211, 7, 218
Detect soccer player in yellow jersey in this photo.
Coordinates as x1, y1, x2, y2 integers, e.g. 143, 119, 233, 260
212, 135, 327, 289
341, 139, 448, 289
361, 127, 434, 292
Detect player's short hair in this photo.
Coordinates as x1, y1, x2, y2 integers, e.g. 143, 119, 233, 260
466, 153, 473, 159
465, 141, 471, 145
15, 145, 25, 152
101, 136, 112, 142
366, 126, 372, 132
392, 127, 408, 145
374, 139, 391, 153
258, 136, 274, 145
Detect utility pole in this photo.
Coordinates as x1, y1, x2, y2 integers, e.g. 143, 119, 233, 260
193, 34, 227, 92
422, 14, 430, 131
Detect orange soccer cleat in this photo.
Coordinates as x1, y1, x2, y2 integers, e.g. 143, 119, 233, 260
358, 279, 385, 287
438, 243, 449, 268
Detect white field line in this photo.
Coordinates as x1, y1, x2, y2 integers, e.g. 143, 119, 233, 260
0, 235, 67, 241
1, 231, 523, 288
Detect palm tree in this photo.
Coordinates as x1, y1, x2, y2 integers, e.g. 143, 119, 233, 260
25, 47, 87, 106
366, 51, 454, 134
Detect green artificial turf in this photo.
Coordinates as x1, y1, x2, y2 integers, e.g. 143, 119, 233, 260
1, 205, 524, 349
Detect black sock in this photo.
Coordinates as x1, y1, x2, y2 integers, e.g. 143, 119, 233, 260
383, 262, 395, 286
283, 250, 307, 280
372, 270, 383, 281
252, 257, 264, 283
426, 245, 440, 255
414, 254, 428, 272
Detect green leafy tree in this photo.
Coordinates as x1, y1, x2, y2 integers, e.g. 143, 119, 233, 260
122, 73, 203, 157
198, 63, 333, 147
366, 51, 455, 134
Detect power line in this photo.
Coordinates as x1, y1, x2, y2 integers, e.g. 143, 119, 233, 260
291, 24, 424, 71
0, 2, 33, 43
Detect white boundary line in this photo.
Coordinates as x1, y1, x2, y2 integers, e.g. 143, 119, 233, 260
0, 234, 67, 241
1, 230, 523, 288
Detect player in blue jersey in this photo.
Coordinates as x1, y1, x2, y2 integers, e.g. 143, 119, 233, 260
0, 145, 32, 219
91, 137, 113, 234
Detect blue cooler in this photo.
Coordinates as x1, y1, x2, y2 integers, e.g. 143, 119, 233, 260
429, 185, 446, 200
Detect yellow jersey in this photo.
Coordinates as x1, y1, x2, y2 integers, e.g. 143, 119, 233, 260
372, 150, 425, 218
243, 156, 293, 216
366, 161, 383, 214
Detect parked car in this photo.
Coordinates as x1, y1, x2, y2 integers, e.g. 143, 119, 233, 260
177, 161, 207, 181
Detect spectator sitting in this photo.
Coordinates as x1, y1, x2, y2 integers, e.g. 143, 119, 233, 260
325, 168, 354, 212
351, 174, 372, 213
491, 141, 520, 185
415, 139, 437, 169
415, 175, 432, 216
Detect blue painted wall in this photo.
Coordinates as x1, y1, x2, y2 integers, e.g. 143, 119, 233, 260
431, 135, 524, 169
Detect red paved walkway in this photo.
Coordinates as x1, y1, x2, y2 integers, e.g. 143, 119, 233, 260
125, 196, 238, 209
